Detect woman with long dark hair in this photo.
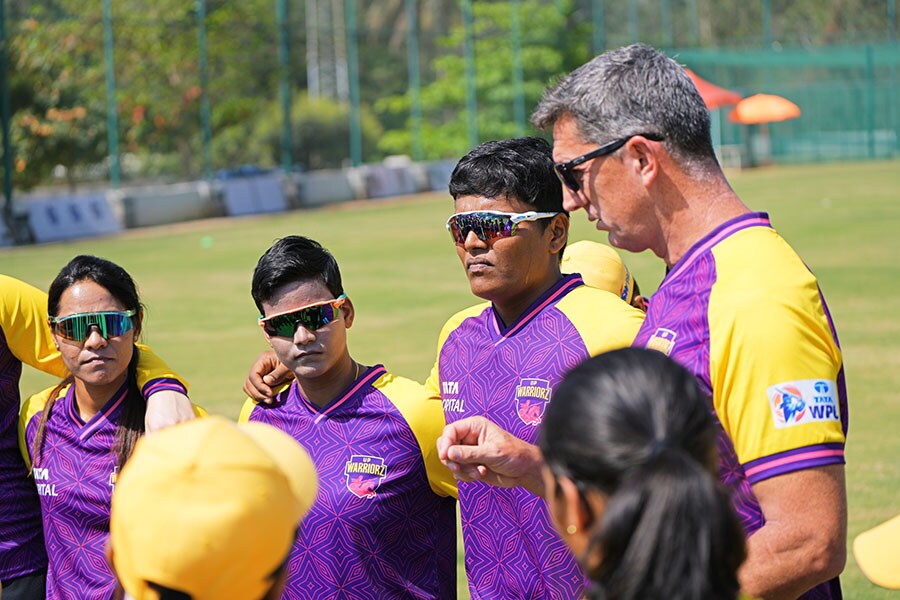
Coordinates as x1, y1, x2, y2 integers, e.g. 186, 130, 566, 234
539, 348, 746, 600
17, 255, 202, 600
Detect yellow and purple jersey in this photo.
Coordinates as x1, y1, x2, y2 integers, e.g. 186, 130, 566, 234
0, 274, 188, 583
18, 380, 204, 599
633, 212, 846, 600
426, 274, 645, 599
239, 365, 457, 600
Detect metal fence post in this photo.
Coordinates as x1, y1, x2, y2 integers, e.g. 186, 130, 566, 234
196, 0, 212, 180
511, 0, 525, 137
1, 0, 13, 231
592, 0, 605, 54
277, 0, 292, 174
406, 0, 423, 161
345, 0, 361, 167
462, 0, 478, 148
102, 0, 120, 188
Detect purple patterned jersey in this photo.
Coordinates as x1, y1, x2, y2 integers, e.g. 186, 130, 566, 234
23, 381, 130, 599
0, 327, 47, 581
428, 275, 645, 599
241, 365, 457, 600
634, 213, 846, 600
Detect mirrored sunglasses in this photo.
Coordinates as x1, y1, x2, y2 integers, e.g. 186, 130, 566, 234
259, 295, 347, 337
446, 210, 560, 245
49, 310, 137, 343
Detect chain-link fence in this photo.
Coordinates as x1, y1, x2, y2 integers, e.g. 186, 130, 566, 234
2, 0, 898, 198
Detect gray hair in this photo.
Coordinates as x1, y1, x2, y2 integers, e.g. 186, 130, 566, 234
532, 44, 719, 172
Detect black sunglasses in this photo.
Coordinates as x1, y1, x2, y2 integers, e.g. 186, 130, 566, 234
554, 133, 664, 193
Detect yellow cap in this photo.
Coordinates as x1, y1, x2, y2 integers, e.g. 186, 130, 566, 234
109, 416, 317, 600
853, 514, 900, 590
562, 240, 634, 304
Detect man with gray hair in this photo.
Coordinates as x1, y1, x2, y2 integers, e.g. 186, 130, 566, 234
438, 44, 847, 600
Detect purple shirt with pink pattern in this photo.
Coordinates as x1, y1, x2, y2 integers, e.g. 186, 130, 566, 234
23, 380, 151, 599
242, 365, 456, 600
0, 327, 46, 582
633, 212, 846, 600
431, 274, 645, 599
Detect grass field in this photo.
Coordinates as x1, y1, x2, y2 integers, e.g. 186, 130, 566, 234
4, 159, 898, 598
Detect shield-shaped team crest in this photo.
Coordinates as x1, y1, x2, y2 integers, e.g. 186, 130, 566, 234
515, 378, 552, 426
646, 328, 678, 356
345, 455, 387, 499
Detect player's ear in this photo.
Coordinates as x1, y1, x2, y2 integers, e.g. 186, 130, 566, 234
547, 213, 569, 257
341, 297, 355, 329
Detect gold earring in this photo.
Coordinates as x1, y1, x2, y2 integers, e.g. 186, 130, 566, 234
566, 524, 577, 535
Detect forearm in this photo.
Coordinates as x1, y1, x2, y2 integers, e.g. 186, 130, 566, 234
740, 524, 842, 599
740, 466, 847, 599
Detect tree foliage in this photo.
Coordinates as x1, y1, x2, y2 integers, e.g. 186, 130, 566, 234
5, 0, 897, 189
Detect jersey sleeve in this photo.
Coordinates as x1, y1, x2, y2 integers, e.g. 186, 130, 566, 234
556, 286, 645, 355
376, 372, 457, 499
237, 398, 258, 423
134, 344, 189, 397
19, 385, 59, 470
708, 234, 845, 484
0, 275, 67, 378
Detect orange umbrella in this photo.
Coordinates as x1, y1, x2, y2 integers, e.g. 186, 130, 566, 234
685, 69, 742, 109
729, 94, 801, 124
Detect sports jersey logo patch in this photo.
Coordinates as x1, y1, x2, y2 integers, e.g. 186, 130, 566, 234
345, 455, 387, 499
515, 378, 552, 426
646, 328, 677, 356
767, 379, 839, 429
33, 467, 60, 497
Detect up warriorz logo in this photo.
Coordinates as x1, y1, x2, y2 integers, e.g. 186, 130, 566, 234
515, 378, 552, 426
767, 379, 840, 429
345, 455, 387, 499
646, 328, 677, 356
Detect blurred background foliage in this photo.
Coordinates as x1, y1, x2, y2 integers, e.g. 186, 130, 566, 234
4, 0, 898, 189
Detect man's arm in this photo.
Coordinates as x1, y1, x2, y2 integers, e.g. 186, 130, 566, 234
740, 465, 847, 599
436, 416, 546, 496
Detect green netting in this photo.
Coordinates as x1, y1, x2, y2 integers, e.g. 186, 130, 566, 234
676, 44, 900, 166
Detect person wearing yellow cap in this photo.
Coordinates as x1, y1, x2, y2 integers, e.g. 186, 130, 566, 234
561, 240, 647, 311
853, 514, 900, 590
107, 416, 318, 600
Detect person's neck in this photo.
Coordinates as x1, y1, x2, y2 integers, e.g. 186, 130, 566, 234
73, 374, 128, 422
296, 355, 363, 408
657, 176, 750, 268
492, 269, 563, 329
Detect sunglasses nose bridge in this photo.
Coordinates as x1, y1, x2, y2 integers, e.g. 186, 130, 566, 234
82, 324, 110, 347
291, 319, 318, 343
463, 227, 489, 247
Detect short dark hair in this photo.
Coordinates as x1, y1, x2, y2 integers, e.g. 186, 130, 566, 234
251, 236, 344, 314
449, 137, 566, 215
540, 348, 746, 600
